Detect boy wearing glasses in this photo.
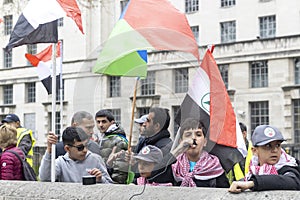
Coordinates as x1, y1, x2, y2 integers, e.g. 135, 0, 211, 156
39, 127, 112, 183
229, 125, 300, 193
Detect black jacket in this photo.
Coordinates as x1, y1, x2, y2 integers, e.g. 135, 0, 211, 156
149, 152, 229, 188
134, 129, 173, 156
250, 165, 300, 191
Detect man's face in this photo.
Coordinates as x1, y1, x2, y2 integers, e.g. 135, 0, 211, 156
142, 112, 157, 137
66, 139, 88, 161
252, 140, 282, 166
6, 121, 19, 129
96, 116, 114, 133
74, 118, 95, 139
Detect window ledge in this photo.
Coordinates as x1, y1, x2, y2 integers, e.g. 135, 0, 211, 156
282, 84, 300, 91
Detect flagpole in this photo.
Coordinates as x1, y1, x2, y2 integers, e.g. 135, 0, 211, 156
59, 40, 63, 142
51, 43, 57, 182
128, 77, 139, 152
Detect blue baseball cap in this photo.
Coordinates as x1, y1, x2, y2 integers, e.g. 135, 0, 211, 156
2, 114, 20, 123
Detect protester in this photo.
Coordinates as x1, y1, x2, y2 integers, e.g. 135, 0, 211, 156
55, 111, 101, 158
95, 109, 128, 184
1, 114, 35, 167
134, 114, 148, 136
133, 145, 171, 186
229, 125, 300, 193
134, 107, 173, 156
151, 118, 229, 187
227, 122, 253, 183
0, 124, 25, 180
39, 126, 112, 183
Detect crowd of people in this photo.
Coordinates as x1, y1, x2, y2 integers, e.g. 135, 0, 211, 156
0, 108, 299, 193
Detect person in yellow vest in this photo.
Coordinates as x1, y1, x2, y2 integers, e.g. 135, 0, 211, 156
2, 114, 36, 167
227, 122, 252, 183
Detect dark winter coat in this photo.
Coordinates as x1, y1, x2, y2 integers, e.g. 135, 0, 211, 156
0, 146, 24, 180
99, 124, 128, 184
149, 152, 229, 188
134, 129, 173, 156
250, 165, 300, 191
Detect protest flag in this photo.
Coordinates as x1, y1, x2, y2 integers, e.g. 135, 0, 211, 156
175, 47, 247, 172
25, 42, 61, 95
5, 0, 83, 52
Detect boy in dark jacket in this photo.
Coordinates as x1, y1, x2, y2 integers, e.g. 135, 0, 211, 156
229, 125, 300, 193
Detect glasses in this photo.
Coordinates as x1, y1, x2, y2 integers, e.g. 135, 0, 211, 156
68, 143, 88, 151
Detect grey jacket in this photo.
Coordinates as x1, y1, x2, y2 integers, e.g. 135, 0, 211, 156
39, 151, 113, 183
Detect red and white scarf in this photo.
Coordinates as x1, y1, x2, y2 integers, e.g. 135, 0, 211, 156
172, 151, 224, 187
136, 177, 172, 186
245, 148, 297, 180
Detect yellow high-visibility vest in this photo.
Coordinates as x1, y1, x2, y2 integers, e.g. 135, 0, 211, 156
16, 128, 36, 167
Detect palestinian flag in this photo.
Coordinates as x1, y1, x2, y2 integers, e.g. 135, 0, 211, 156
25, 42, 61, 95
175, 48, 247, 172
5, 0, 83, 52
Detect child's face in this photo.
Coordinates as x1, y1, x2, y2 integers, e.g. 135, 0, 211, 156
65, 139, 88, 161
137, 160, 155, 178
252, 140, 282, 166
181, 128, 207, 158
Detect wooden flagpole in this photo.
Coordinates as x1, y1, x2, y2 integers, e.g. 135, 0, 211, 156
51, 43, 57, 182
128, 77, 139, 152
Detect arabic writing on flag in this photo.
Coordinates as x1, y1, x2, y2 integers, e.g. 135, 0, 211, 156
25, 42, 61, 95
175, 48, 247, 172
93, 0, 199, 78
5, 0, 83, 52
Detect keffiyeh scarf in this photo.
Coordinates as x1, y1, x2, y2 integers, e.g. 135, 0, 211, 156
136, 177, 172, 186
172, 151, 224, 187
245, 148, 297, 180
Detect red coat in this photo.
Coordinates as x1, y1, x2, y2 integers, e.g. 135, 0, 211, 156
0, 146, 24, 180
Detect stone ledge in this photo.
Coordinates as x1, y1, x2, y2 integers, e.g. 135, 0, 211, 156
0, 181, 298, 200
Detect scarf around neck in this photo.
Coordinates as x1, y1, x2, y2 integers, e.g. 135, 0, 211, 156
245, 148, 298, 180
136, 177, 172, 186
172, 151, 224, 187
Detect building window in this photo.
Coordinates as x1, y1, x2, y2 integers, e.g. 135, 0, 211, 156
173, 106, 180, 136
3, 50, 12, 68
295, 58, 300, 85
191, 26, 199, 44
24, 113, 36, 139
111, 109, 121, 124
26, 82, 36, 103
3, 0, 13, 3
220, 21, 236, 43
27, 44, 37, 65
221, 0, 236, 7
259, 15, 276, 38
141, 71, 155, 96
4, 15, 13, 35
137, 107, 150, 118
120, 0, 129, 13
218, 64, 229, 89
185, 0, 199, 13
250, 101, 269, 133
109, 76, 120, 97
250, 60, 268, 88
58, 17, 64, 27
3, 85, 13, 104
293, 99, 300, 143
56, 79, 64, 101
175, 68, 189, 93
49, 112, 61, 136
27, 44, 37, 55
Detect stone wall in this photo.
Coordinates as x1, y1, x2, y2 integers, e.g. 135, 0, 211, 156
0, 181, 298, 200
